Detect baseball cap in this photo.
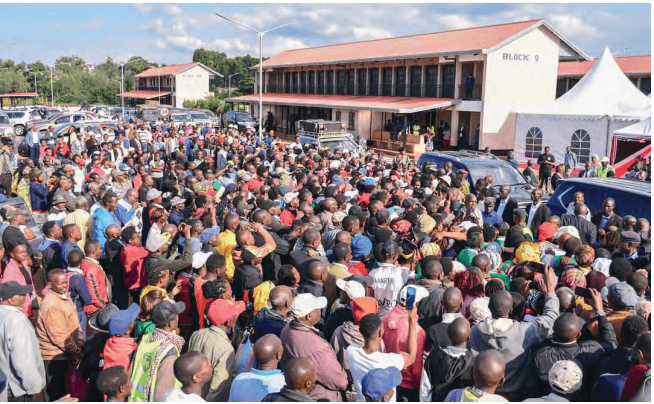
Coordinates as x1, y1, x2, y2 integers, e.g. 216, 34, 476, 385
351, 297, 379, 323
52, 194, 67, 205
397, 285, 429, 307
199, 227, 220, 244
108, 303, 140, 336
457, 169, 468, 175
146, 188, 162, 201
290, 293, 327, 318
88, 303, 119, 333
6, 208, 26, 221
145, 231, 171, 253
620, 231, 641, 244
513, 208, 528, 218
118, 163, 129, 171
361, 367, 403, 401
151, 301, 186, 326
336, 278, 366, 300
207, 299, 246, 326
283, 192, 299, 204
170, 196, 185, 207
236, 204, 254, 215
192, 251, 214, 269
351, 235, 373, 259
548, 360, 583, 395
608, 282, 638, 308
381, 241, 403, 257
0, 281, 32, 301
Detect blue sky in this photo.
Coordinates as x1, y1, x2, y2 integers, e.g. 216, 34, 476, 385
0, 3, 650, 66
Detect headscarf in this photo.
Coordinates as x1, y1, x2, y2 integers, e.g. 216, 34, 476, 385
560, 268, 587, 289
515, 242, 541, 263
418, 214, 436, 233
586, 270, 607, 291
538, 222, 558, 242
392, 220, 411, 234
470, 297, 491, 324
420, 243, 441, 258
486, 251, 502, 272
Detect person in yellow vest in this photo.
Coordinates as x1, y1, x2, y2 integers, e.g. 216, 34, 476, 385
597, 156, 615, 177
412, 124, 421, 136
129, 301, 185, 402
456, 169, 471, 195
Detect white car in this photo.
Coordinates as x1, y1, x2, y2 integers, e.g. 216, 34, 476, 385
169, 113, 193, 128
4, 110, 37, 136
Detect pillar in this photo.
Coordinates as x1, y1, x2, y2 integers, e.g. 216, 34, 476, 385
421, 65, 426, 97
437, 64, 443, 97
391, 66, 396, 96
405, 66, 410, 97
453, 57, 462, 99
450, 109, 459, 147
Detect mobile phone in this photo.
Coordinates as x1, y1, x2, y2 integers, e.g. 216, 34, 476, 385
405, 286, 416, 310
528, 281, 540, 290
575, 286, 593, 299
527, 261, 546, 273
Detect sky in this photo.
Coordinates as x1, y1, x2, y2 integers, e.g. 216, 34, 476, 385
0, 3, 650, 66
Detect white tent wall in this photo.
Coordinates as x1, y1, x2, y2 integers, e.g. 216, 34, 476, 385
515, 113, 608, 168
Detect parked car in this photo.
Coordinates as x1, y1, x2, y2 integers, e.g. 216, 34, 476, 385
188, 111, 213, 126
226, 110, 259, 132
26, 111, 97, 132
0, 111, 13, 140
169, 112, 193, 128
53, 120, 118, 143
5, 110, 32, 136
547, 177, 651, 222
199, 109, 219, 124
0, 197, 44, 256
417, 150, 546, 208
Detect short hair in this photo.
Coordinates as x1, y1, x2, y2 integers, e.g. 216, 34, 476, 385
575, 245, 595, 268
85, 240, 101, 256
67, 249, 84, 268
102, 192, 117, 205
205, 253, 226, 273
48, 268, 65, 282
610, 258, 633, 282
333, 243, 350, 262
342, 215, 359, 232
96, 366, 129, 398
121, 226, 139, 244
147, 265, 169, 286
302, 228, 321, 245
173, 351, 206, 385
359, 313, 382, 340
277, 265, 298, 287
620, 315, 648, 345
466, 232, 483, 249
627, 272, 649, 296
42, 221, 59, 238
485, 279, 505, 298
62, 223, 77, 239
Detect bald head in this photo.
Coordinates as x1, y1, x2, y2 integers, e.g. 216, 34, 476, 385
306, 260, 327, 282
489, 291, 513, 318
472, 254, 490, 273
443, 286, 463, 313
284, 357, 317, 392
173, 351, 209, 386
473, 350, 506, 391
253, 334, 283, 366
235, 230, 251, 247
553, 312, 581, 343
556, 287, 576, 313
574, 203, 589, 216
268, 286, 293, 312
447, 317, 471, 346
225, 215, 240, 231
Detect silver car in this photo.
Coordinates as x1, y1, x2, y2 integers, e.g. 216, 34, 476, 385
188, 111, 213, 126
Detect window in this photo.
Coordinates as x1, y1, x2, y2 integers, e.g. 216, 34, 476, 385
568, 78, 579, 90
348, 112, 355, 130
292, 72, 299, 93
317, 71, 325, 94
300, 71, 307, 93
425, 66, 438, 97
369, 68, 379, 96
525, 127, 543, 158
327, 70, 334, 94
395, 66, 406, 96
284, 72, 291, 93
358, 69, 367, 95
556, 79, 568, 98
308, 71, 315, 94
382, 67, 393, 96
337, 70, 346, 95
442, 65, 455, 98
335, 111, 342, 121
571, 129, 591, 163
640, 78, 651, 95
410, 66, 422, 97
346, 69, 355, 95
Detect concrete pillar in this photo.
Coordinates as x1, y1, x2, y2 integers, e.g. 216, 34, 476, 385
450, 109, 459, 147
437, 64, 443, 97
391, 66, 396, 96
365, 67, 370, 95
405, 66, 410, 97
421, 65, 426, 97
264, 71, 269, 92
282, 72, 286, 93
378, 68, 382, 95
333, 70, 337, 95
354, 68, 358, 95
453, 57, 462, 99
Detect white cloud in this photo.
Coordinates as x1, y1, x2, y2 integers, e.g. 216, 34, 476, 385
352, 27, 392, 41
131, 3, 153, 14
432, 14, 475, 30
164, 5, 182, 16
548, 14, 602, 39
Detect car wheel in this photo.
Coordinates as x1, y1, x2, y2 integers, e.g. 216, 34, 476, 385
14, 125, 25, 136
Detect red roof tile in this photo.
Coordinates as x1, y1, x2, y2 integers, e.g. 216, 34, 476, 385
261, 19, 543, 68
135, 63, 198, 78
559, 55, 651, 76
0, 92, 38, 97
117, 90, 171, 99
226, 93, 458, 114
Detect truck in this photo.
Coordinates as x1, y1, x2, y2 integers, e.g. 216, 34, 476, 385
297, 119, 366, 155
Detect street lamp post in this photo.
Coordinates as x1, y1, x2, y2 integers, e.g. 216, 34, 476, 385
216, 13, 292, 141
50, 62, 71, 106
228, 73, 240, 98
111, 78, 123, 119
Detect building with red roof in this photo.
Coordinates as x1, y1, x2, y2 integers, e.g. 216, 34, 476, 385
227, 18, 590, 154
118, 62, 223, 107
557, 55, 651, 97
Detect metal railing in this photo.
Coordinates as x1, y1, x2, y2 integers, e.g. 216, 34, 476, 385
458, 84, 483, 100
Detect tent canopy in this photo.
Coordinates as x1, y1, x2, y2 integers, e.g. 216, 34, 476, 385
614, 117, 651, 140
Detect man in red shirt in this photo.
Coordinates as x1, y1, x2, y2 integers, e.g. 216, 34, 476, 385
280, 192, 299, 226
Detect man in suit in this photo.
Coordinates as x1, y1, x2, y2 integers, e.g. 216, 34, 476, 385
592, 197, 622, 238
526, 189, 550, 239
578, 162, 597, 178
495, 185, 518, 226
561, 204, 597, 245
522, 159, 538, 187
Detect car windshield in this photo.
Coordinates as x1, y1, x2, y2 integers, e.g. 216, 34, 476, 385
202, 110, 216, 117
189, 112, 206, 118
0, 115, 9, 124
142, 111, 159, 119
465, 163, 527, 186
321, 139, 355, 152
235, 112, 254, 121
171, 114, 190, 121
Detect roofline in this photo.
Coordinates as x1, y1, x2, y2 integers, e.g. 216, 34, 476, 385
254, 50, 482, 70
484, 20, 591, 61
136, 62, 224, 78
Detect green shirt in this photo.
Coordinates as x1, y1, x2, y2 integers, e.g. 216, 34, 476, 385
134, 320, 155, 341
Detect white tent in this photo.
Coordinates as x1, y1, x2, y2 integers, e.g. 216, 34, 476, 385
514, 47, 651, 166
614, 117, 651, 139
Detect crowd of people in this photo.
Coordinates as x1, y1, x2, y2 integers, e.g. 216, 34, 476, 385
0, 115, 650, 403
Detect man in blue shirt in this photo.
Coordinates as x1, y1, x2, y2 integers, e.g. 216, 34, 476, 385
26, 125, 41, 161
482, 198, 503, 226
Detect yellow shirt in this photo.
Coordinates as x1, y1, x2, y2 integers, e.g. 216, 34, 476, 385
64, 209, 93, 250
139, 285, 172, 303
216, 230, 237, 280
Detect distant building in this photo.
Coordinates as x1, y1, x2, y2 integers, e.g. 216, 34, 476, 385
557, 55, 651, 97
227, 19, 589, 153
118, 62, 223, 108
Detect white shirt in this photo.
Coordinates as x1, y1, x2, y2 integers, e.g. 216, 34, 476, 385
345, 344, 404, 402
527, 201, 541, 227
163, 389, 205, 402
369, 263, 410, 317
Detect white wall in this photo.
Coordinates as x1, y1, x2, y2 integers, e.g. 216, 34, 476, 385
175, 65, 212, 108
483, 26, 562, 150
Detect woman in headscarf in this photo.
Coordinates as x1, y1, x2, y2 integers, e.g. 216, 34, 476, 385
454, 268, 485, 319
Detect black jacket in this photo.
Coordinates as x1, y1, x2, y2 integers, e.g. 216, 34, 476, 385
233, 262, 263, 302
415, 279, 447, 330
254, 228, 291, 282
495, 196, 519, 226
591, 212, 622, 232
527, 202, 551, 238
322, 306, 354, 344
424, 346, 475, 402
290, 247, 328, 282
561, 214, 598, 245
523, 167, 538, 187
262, 387, 315, 402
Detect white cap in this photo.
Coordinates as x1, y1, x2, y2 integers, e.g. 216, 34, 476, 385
549, 360, 583, 394
336, 278, 366, 300
146, 188, 162, 201
145, 231, 170, 253
329, 160, 341, 169
397, 285, 429, 307
290, 293, 327, 318
283, 192, 299, 204
601, 156, 610, 163
192, 251, 213, 269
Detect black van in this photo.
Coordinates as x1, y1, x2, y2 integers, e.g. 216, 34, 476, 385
547, 177, 651, 222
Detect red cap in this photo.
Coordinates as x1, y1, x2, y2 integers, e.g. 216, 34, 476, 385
352, 297, 378, 324
207, 299, 246, 325
101, 123, 107, 128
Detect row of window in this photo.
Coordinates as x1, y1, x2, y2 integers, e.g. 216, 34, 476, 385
276, 65, 456, 97
526, 127, 591, 162
556, 77, 651, 98
335, 111, 356, 130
